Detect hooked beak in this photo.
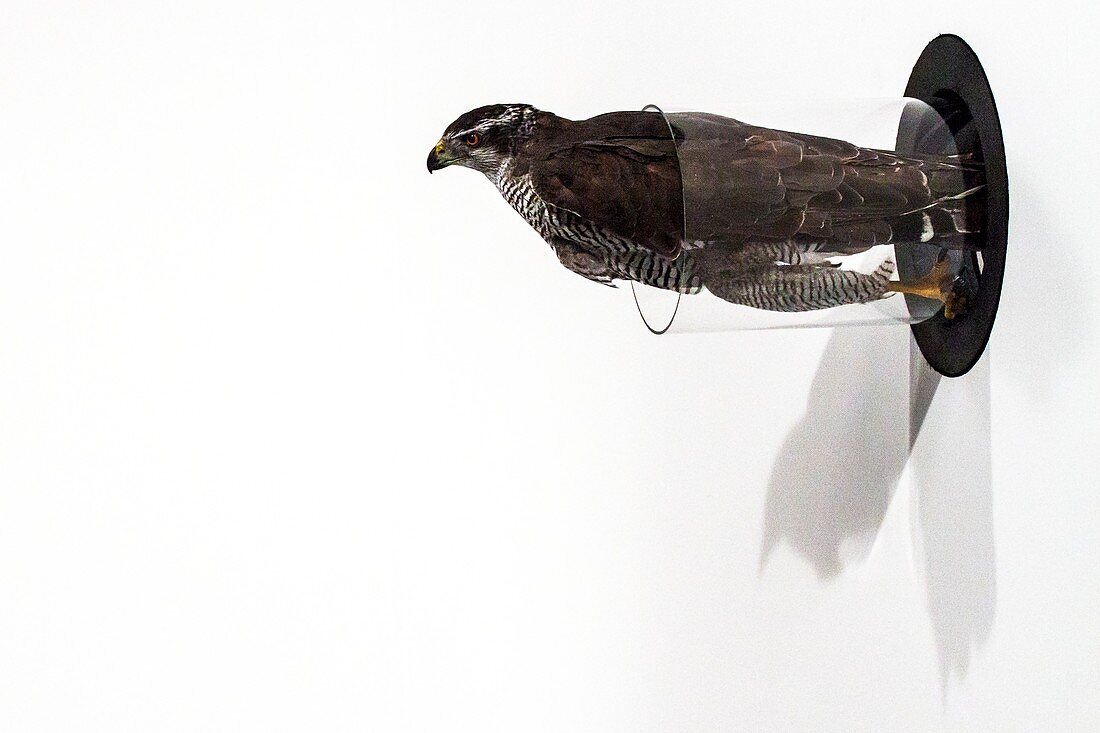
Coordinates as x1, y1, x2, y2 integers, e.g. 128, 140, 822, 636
427, 139, 451, 173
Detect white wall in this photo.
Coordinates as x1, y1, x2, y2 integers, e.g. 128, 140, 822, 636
1, 1, 1097, 730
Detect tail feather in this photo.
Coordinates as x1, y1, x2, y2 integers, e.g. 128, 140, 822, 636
885, 184, 986, 250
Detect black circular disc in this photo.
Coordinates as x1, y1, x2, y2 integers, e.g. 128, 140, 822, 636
896, 35, 1008, 378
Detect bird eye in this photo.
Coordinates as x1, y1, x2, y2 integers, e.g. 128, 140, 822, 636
465, 133, 480, 146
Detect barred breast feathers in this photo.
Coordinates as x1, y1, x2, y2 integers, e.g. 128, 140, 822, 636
491, 159, 701, 294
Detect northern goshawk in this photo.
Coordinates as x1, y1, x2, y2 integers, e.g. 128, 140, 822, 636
427, 104, 982, 315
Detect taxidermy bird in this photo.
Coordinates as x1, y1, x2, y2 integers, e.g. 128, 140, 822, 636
427, 104, 983, 316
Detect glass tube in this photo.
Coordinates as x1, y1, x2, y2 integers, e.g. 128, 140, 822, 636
630, 99, 984, 333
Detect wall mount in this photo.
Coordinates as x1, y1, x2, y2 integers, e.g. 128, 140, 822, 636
896, 34, 1008, 377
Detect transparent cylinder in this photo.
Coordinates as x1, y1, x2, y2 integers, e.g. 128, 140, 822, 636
630, 99, 984, 333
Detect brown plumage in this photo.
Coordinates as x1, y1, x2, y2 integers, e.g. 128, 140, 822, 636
428, 104, 983, 312
514, 111, 686, 259
670, 112, 983, 256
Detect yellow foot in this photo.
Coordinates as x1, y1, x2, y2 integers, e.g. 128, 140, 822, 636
888, 257, 968, 319
943, 289, 967, 320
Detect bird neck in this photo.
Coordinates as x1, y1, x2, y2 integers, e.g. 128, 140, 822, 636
486, 158, 514, 187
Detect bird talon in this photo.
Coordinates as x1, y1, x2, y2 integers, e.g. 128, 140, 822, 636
943, 290, 964, 319
942, 275, 973, 320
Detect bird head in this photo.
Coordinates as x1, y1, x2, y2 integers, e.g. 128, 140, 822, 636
427, 104, 538, 176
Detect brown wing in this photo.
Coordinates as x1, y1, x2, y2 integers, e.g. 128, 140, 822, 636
522, 112, 685, 259
672, 113, 982, 251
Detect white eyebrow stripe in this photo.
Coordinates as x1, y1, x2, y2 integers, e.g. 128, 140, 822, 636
453, 125, 493, 137
451, 110, 525, 138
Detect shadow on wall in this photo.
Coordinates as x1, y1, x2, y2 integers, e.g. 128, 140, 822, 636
760, 326, 910, 578
760, 326, 996, 689
909, 342, 996, 689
